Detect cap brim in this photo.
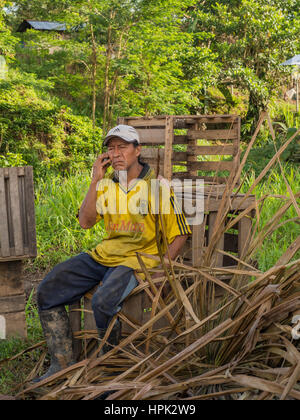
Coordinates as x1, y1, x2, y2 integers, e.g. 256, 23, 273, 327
103, 135, 137, 146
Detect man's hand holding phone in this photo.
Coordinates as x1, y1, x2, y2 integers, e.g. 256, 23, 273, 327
91, 153, 111, 183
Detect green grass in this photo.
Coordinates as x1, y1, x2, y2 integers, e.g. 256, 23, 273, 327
241, 164, 300, 271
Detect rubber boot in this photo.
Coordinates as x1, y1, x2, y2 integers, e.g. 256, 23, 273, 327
33, 306, 75, 383
97, 320, 121, 355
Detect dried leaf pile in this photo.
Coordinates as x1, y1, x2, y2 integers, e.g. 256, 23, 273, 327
5, 112, 300, 400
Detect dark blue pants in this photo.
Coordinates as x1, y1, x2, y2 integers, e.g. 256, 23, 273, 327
37, 252, 138, 329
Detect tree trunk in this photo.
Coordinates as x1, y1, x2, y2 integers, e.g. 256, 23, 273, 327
90, 24, 97, 131
103, 10, 115, 134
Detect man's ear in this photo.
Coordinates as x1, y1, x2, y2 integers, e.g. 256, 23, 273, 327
135, 144, 142, 159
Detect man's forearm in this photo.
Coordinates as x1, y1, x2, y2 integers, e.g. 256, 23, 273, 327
165, 235, 188, 261
155, 235, 188, 269
78, 180, 98, 229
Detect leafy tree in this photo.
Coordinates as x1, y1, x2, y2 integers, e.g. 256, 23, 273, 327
10, 0, 218, 129
188, 0, 300, 134
0, 2, 18, 60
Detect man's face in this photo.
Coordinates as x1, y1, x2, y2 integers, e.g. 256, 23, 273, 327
107, 137, 141, 171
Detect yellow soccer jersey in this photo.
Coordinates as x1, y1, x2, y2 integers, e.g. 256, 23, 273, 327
85, 163, 191, 271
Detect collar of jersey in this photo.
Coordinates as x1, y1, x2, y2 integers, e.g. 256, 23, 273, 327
106, 163, 153, 194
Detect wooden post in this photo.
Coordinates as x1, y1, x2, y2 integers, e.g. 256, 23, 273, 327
163, 116, 174, 181
187, 121, 198, 178
238, 214, 253, 260
69, 301, 82, 360
192, 223, 205, 267
208, 212, 224, 267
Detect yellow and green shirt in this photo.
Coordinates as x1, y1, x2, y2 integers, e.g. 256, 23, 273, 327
85, 163, 191, 271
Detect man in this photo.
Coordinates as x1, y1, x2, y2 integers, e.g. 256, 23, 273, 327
35, 125, 191, 382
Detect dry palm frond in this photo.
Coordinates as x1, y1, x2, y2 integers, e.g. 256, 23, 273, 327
4, 112, 299, 400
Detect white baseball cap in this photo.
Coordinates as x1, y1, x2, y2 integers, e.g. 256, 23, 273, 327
103, 125, 140, 146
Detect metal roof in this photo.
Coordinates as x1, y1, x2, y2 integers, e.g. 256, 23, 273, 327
281, 54, 300, 66
17, 20, 66, 32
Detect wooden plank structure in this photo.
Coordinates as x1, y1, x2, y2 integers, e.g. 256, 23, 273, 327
0, 166, 37, 338
118, 114, 241, 183
118, 114, 253, 268
70, 115, 256, 340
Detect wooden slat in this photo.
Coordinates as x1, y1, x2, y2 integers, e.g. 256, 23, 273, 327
0, 311, 27, 338
234, 116, 241, 184
0, 255, 32, 262
0, 169, 10, 257
172, 173, 229, 184
174, 115, 239, 125
188, 145, 235, 156
84, 295, 97, 331
238, 215, 253, 259
69, 301, 82, 360
188, 129, 238, 140
180, 195, 256, 212
124, 118, 166, 128
174, 161, 235, 174
8, 167, 23, 256
192, 223, 205, 267
187, 121, 198, 177
141, 149, 163, 159
164, 116, 173, 181
18, 168, 28, 249
24, 167, 37, 257
0, 261, 24, 297
0, 294, 25, 313
137, 128, 165, 144
188, 161, 234, 172
4, 174, 14, 255
141, 149, 187, 162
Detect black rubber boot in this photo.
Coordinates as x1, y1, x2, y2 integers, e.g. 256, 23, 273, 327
33, 306, 76, 383
97, 320, 121, 355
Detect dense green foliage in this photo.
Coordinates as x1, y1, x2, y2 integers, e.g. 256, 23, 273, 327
2, 1, 300, 137
0, 69, 102, 177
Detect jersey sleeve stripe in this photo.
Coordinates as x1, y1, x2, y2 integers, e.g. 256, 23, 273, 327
170, 195, 190, 235
170, 196, 188, 235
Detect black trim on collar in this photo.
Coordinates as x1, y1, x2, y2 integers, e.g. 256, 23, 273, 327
112, 162, 151, 183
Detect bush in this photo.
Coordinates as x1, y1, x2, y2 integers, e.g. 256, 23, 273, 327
0, 69, 102, 178
243, 129, 300, 176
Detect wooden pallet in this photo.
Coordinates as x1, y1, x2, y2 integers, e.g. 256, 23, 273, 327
0, 166, 37, 339
118, 114, 241, 183
0, 166, 37, 261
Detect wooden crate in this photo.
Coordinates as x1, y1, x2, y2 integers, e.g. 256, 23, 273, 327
118, 114, 241, 183
0, 166, 37, 261
0, 166, 37, 339
181, 192, 256, 268
0, 261, 26, 338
